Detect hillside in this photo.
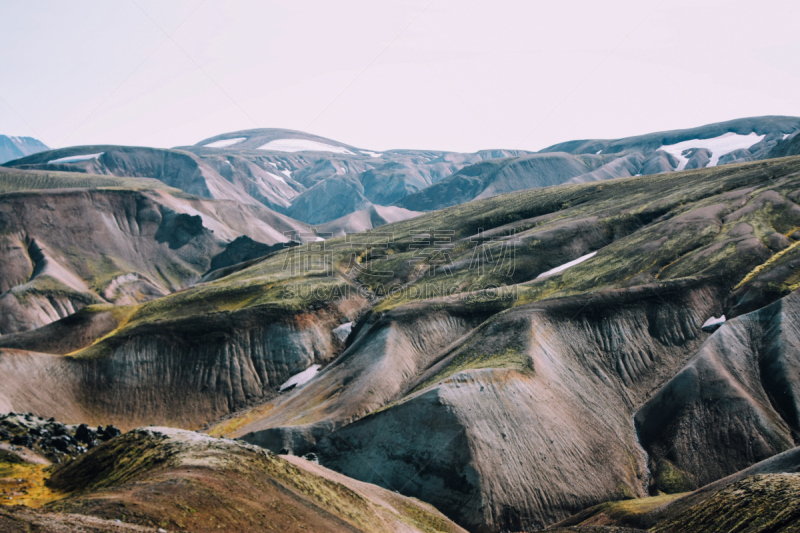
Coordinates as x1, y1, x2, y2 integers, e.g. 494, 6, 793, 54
0, 167, 308, 334
0, 426, 465, 533
4, 154, 800, 531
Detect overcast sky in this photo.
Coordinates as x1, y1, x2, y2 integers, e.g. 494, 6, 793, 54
1, 0, 800, 152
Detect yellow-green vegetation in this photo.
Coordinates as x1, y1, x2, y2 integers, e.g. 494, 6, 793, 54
555, 492, 687, 530
10, 275, 101, 306
0, 167, 175, 193
264, 451, 460, 532
0, 453, 67, 508
66, 157, 800, 368
47, 429, 462, 533
206, 402, 276, 437
391, 497, 466, 533
412, 337, 530, 396
736, 239, 800, 289
653, 474, 800, 533
654, 459, 696, 494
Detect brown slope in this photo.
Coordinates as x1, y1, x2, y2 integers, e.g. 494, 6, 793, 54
229, 299, 502, 453
309, 282, 720, 532
41, 427, 466, 533
0, 297, 363, 430
0, 187, 307, 334
552, 445, 800, 531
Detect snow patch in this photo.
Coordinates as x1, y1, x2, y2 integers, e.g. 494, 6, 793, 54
596, 150, 602, 155
204, 137, 246, 148
265, 172, 286, 184
258, 138, 353, 154
332, 322, 352, 343
536, 251, 597, 279
361, 150, 382, 158
279, 365, 321, 392
48, 152, 103, 164
784, 133, 792, 140
701, 315, 726, 332
657, 132, 765, 170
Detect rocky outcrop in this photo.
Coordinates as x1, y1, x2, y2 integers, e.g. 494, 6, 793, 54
0, 412, 119, 463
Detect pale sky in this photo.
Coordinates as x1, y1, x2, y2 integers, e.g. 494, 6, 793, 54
1, 0, 800, 152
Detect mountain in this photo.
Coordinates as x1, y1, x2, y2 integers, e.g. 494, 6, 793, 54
398, 116, 800, 211
6, 118, 800, 223
5, 153, 800, 531
6, 119, 800, 532
3, 129, 529, 224
0, 167, 308, 334
0, 135, 48, 164
540, 115, 800, 162
318, 204, 422, 237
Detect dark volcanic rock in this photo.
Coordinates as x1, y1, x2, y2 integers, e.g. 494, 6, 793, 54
208, 235, 289, 272
0, 413, 111, 461
636, 289, 800, 493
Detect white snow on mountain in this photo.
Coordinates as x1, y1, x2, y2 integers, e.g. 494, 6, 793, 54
332, 322, 352, 342
258, 139, 353, 154
536, 251, 597, 279
657, 132, 765, 170
48, 152, 104, 164
204, 137, 246, 148
279, 364, 321, 391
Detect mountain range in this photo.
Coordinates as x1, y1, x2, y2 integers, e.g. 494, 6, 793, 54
3, 116, 800, 532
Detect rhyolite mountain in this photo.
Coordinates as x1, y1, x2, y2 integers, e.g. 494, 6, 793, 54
6, 117, 800, 224
396, 115, 800, 211
4, 118, 800, 532
3, 130, 527, 225
0, 166, 308, 334
0, 134, 48, 164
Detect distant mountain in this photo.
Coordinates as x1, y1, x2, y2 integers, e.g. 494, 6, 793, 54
0, 134, 48, 164
400, 116, 800, 211
317, 204, 422, 237
540, 116, 800, 161
4, 129, 527, 225
6, 118, 800, 223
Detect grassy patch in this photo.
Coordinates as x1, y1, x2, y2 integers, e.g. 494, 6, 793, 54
0, 461, 67, 508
